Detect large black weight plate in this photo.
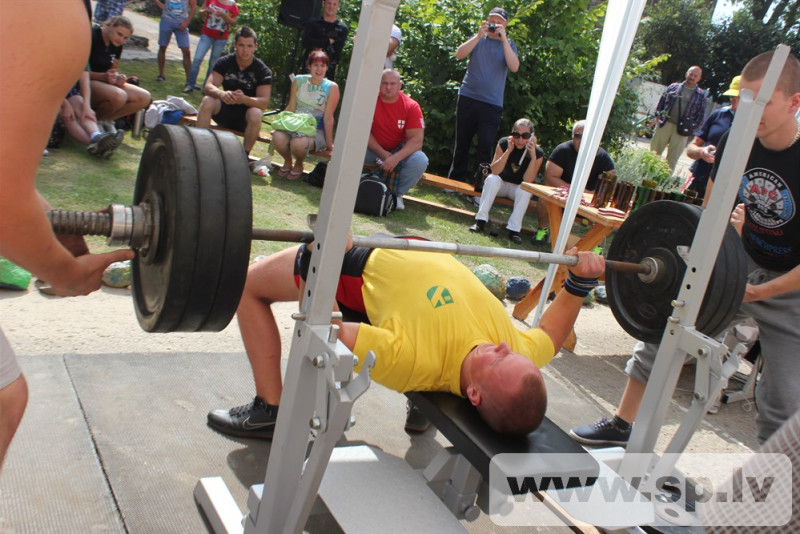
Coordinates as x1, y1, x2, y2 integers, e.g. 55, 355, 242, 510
132, 125, 252, 332
606, 201, 747, 343
199, 128, 252, 331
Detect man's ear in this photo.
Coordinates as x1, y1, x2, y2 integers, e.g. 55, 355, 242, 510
466, 384, 481, 407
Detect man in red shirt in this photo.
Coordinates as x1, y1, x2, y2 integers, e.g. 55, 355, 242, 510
365, 69, 429, 210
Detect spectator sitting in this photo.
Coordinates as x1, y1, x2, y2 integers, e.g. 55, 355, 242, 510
364, 69, 429, 211
196, 26, 272, 173
468, 118, 544, 244
184, 0, 239, 93
272, 50, 339, 180
535, 120, 615, 244
152, 0, 196, 84
683, 76, 740, 198
88, 16, 152, 134
60, 71, 122, 158
301, 0, 349, 81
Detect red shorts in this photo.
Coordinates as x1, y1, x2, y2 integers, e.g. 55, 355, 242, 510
293, 245, 371, 320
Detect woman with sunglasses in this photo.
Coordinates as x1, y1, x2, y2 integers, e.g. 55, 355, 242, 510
469, 118, 543, 244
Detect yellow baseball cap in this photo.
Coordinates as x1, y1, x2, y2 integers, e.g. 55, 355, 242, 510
722, 76, 740, 97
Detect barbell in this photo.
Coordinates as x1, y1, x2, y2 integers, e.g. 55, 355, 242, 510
46, 125, 747, 342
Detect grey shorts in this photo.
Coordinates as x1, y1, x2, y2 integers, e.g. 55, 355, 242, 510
0, 327, 22, 390
287, 129, 326, 153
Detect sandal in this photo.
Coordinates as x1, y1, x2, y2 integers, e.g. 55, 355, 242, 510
287, 167, 304, 180
275, 165, 291, 177
34, 278, 58, 296
181, 85, 193, 93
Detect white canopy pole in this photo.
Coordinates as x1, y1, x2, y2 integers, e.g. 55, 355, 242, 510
532, 0, 646, 326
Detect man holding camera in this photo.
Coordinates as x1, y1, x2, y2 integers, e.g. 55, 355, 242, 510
448, 7, 519, 187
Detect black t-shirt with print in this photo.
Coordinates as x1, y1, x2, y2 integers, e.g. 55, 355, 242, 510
713, 132, 800, 272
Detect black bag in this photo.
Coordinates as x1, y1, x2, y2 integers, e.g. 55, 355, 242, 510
303, 161, 328, 187
473, 162, 491, 192
676, 98, 694, 137
354, 173, 396, 216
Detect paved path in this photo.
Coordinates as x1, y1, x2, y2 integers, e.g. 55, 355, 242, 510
93, 1, 200, 61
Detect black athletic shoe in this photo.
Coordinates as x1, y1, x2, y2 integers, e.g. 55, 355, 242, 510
508, 231, 522, 245
569, 417, 631, 447
469, 220, 486, 233
207, 396, 278, 439
404, 400, 431, 433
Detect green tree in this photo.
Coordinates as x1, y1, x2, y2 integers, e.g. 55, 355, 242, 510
704, 10, 800, 101
636, 0, 713, 84
237, 0, 647, 173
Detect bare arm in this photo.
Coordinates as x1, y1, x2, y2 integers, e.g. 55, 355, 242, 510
536, 249, 604, 351
544, 160, 569, 188
685, 136, 715, 163
455, 23, 488, 60
522, 147, 542, 183
489, 142, 507, 175
493, 26, 519, 72
0, 1, 133, 295
381, 128, 424, 172
246, 84, 271, 111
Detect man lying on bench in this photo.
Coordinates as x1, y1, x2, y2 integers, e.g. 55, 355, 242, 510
207, 235, 604, 439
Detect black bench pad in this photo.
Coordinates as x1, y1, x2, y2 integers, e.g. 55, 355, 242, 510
406, 391, 595, 483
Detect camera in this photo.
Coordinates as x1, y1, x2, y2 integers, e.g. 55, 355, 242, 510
488, 24, 497, 33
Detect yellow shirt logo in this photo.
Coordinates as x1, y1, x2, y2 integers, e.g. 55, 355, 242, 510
427, 286, 454, 308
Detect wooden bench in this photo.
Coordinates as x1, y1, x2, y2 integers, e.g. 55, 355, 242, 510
419, 172, 537, 210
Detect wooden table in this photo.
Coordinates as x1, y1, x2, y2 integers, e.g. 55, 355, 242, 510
513, 184, 628, 331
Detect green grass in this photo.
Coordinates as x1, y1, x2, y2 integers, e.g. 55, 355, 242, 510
38, 58, 609, 284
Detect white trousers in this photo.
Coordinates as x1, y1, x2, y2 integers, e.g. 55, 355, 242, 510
475, 174, 533, 232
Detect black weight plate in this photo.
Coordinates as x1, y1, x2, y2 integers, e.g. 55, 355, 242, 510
133, 125, 201, 332
606, 201, 746, 343
199, 129, 252, 331
174, 126, 228, 331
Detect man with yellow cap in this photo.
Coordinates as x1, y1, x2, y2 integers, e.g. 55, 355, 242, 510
683, 76, 741, 197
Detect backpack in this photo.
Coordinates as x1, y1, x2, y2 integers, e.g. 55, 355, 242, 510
354, 173, 396, 216
303, 161, 328, 187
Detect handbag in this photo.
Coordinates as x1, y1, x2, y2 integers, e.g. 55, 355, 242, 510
270, 111, 317, 137
676, 97, 694, 137
354, 172, 396, 216
473, 162, 491, 192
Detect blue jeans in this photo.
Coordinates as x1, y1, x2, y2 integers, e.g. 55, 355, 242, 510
187, 34, 228, 89
364, 144, 429, 197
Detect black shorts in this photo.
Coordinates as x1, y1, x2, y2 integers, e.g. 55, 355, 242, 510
213, 102, 248, 133
293, 245, 373, 322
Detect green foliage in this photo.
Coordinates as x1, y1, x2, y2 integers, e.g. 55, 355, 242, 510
397, 0, 642, 173
613, 146, 675, 189
636, 0, 712, 85
704, 10, 800, 101
231, 1, 644, 173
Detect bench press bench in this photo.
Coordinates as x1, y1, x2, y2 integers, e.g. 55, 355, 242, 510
405, 391, 599, 521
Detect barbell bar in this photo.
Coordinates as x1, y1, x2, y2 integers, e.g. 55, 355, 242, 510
48, 209, 655, 277
43, 125, 746, 342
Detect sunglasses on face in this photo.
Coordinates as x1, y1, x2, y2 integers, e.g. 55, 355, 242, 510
573, 133, 583, 139
511, 132, 531, 139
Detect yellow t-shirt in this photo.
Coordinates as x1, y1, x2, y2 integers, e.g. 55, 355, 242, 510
352, 249, 555, 396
